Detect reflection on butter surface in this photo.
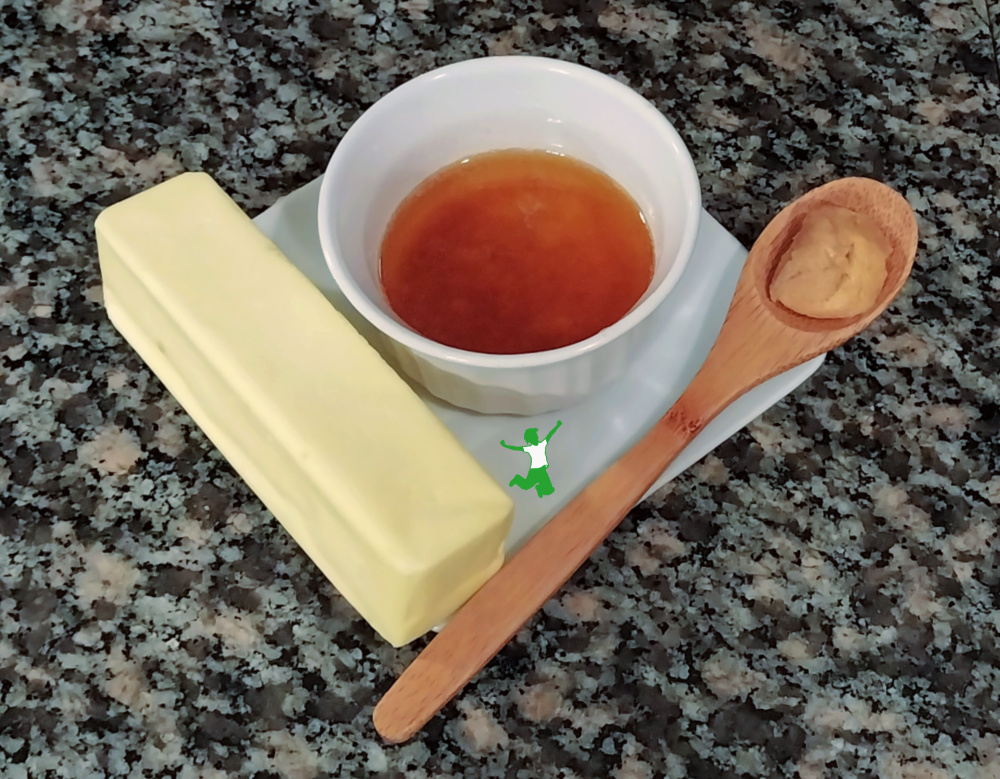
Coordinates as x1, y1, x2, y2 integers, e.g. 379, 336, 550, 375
94, 172, 513, 647
769, 204, 891, 319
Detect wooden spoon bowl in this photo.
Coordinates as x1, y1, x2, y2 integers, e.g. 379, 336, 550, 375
373, 177, 919, 743
750, 175, 919, 333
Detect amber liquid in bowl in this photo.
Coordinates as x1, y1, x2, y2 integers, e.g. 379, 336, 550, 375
379, 149, 654, 355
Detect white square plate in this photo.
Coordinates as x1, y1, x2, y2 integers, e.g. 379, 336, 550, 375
253, 177, 824, 554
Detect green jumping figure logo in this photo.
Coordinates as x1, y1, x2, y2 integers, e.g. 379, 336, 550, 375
501, 420, 562, 498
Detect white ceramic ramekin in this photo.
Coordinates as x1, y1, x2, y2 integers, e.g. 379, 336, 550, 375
317, 56, 701, 415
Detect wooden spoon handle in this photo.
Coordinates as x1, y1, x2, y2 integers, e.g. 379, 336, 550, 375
373, 365, 740, 743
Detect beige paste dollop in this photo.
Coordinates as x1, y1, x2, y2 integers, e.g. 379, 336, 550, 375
769, 204, 892, 319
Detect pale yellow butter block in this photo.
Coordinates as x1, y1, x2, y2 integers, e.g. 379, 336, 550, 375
94, 172, 513, 646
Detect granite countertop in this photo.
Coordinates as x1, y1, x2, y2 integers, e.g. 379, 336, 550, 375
2, 0, 999, 776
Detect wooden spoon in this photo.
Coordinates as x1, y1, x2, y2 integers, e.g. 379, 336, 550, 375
373, 177, 919, 743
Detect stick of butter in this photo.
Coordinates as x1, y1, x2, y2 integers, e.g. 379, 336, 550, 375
95, 172, 514, 647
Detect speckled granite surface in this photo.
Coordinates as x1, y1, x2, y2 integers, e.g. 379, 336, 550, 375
2, 0, 1000, 776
